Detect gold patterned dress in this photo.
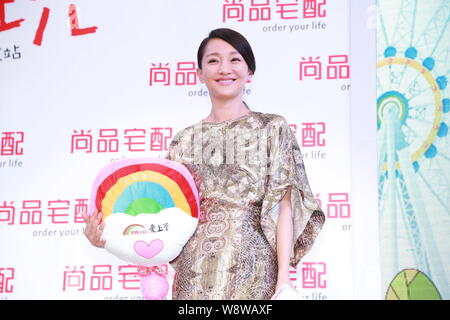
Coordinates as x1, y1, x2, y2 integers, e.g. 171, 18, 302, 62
166, 110, 325, 300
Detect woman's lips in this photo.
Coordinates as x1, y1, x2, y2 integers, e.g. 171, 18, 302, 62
216, 79, 236, 85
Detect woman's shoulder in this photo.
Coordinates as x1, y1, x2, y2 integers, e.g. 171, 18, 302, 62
252, 111, 289, 128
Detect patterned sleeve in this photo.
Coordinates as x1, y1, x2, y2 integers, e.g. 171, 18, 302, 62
165, 130, 184, 162
260, 116, 325, 267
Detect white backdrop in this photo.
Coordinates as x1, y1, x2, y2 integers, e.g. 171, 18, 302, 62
0, 0, 379, 300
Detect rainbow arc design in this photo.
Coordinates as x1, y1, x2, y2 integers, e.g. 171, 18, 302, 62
89, 158, 199, 221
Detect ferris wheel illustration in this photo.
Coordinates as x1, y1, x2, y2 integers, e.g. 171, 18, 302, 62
376, 0, 449, 299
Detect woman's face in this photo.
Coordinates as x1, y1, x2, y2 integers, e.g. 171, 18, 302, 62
197, 38, 252, 101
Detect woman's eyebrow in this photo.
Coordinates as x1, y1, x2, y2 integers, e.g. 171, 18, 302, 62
204, 52, 219, 58
204, 51, 240, 58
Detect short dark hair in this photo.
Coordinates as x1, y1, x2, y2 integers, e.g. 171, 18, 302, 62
197, 28, 256, 74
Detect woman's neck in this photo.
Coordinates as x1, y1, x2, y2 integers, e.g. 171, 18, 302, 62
205, 96, 250, 122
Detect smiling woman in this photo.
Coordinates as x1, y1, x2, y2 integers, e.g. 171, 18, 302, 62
164, 28, 326, 300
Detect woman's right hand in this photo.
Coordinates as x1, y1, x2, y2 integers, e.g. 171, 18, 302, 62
82, 209, 106, 248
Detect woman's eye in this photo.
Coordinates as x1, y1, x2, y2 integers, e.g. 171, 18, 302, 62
208, 59, 218, 63
232, 58, 241, 62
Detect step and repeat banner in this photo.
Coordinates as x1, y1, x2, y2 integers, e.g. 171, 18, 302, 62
4, 0, 445, 301
1, 0, 354, 300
